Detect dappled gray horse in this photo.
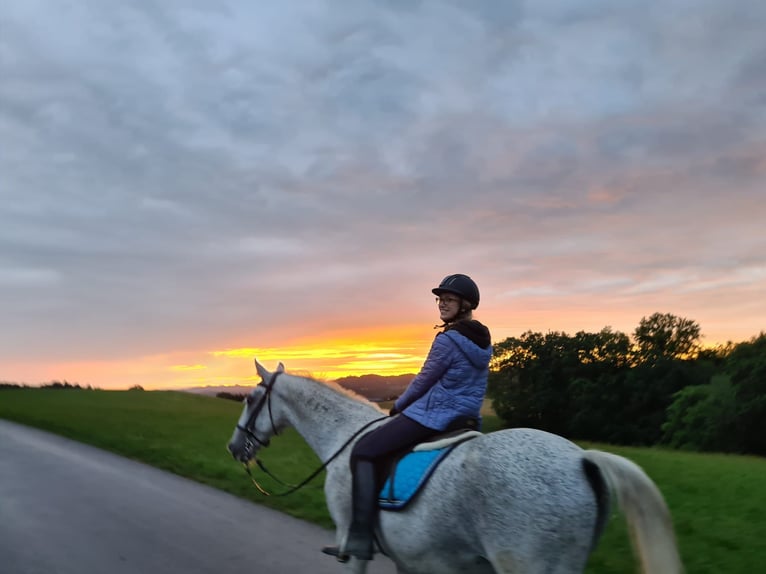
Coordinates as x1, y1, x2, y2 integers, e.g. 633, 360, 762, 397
228, 360, 682, 574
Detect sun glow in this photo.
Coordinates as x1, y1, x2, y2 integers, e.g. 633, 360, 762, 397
169, 364, 207, 371
7, 324, 436, 391
211, 324, 432, 382
12, 301, 757, 392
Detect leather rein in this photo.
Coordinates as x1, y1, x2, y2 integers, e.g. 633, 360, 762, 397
236, 370, 387, 496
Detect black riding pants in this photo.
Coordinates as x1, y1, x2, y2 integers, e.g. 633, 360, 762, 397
346, 415, 438, 543
351, 414, 437, 469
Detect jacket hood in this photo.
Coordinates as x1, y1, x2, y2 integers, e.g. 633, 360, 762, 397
443, 320, 492, 368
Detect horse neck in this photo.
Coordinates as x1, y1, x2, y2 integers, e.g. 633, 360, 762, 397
273, 374, 382, 462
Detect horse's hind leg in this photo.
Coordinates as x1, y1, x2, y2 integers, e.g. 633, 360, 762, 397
488, 551, 586, 574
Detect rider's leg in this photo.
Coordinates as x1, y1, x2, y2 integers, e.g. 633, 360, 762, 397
343, 458, 377, 559
323, 415, 437, 561
322, 457, 377, 562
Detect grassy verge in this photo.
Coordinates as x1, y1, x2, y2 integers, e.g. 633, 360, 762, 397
1, 388, 764, 573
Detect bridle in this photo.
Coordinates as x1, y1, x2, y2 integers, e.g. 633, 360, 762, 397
236, 369, 281, 453
235, 369, 388, 496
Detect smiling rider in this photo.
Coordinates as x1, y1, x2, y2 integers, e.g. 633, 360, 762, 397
323, 273, 492, 562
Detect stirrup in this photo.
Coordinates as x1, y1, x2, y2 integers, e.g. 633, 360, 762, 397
321, 546, 350, 563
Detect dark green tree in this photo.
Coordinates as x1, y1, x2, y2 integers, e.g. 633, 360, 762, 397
632, 312, 701, 364
488, 328, 631, 438
662, 375, 740, 452
566, 329, 632, 441
726, 333, 766, 455
619, 357, 711, 445
615, 313, 708, 444
489, 314, 764, 450
488, 331, 546, 430
490, 314, 711, 445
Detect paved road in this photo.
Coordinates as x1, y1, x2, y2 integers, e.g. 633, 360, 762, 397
0, 419, 396, 574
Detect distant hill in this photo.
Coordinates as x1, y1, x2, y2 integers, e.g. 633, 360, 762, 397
182, 374, 414, 402
334, 374, 414, 401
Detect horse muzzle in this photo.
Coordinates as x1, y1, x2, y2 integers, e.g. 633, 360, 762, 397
227, 437, 255, 463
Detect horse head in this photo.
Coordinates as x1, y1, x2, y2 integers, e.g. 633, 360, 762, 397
227, 359, 285, 463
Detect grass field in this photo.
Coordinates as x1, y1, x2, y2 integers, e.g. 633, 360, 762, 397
1, 388, 764, 573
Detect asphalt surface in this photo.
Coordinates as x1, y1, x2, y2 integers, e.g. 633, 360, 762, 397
0, 419, 396, 574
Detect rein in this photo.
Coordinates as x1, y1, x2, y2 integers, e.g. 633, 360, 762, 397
237, 370, 388, 496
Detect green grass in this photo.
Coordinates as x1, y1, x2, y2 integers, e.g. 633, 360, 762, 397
2, 388, 764, 573
577, 443, 765, 573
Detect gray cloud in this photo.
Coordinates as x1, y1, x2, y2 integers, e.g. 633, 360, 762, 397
1, 0, 765, 370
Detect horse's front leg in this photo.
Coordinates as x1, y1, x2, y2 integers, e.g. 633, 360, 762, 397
342, 558, 370, 574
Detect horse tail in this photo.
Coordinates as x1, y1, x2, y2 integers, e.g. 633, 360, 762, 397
582, 450, 683, 574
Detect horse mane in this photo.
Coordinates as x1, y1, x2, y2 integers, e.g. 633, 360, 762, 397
285, 370, 386, 414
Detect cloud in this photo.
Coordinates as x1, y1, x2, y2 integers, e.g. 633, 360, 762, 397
1, 1, 764, 386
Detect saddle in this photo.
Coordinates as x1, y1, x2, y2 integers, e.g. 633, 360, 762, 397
377, 422, 482, 511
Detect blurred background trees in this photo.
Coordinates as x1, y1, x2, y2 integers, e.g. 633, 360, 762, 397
488, 312, 766, 455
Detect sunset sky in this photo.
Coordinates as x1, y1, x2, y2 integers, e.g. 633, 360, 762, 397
1, 1, 764, 390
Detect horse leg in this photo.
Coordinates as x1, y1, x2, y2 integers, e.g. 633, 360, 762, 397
342, 557, 370, 574
488, 553, 585, 574
484, 519, 592, 574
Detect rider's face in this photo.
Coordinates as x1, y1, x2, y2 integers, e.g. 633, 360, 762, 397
436, 294, 461, 322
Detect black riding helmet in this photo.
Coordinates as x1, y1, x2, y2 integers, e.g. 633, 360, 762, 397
432, 274, 480, 309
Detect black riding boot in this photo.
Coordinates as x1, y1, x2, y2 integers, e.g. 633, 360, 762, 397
322, 459, 377, 561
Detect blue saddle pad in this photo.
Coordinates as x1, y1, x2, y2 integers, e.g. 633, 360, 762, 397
378, 446, 455, 511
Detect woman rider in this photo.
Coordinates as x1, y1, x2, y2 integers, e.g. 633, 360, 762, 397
324, 274, 492, 561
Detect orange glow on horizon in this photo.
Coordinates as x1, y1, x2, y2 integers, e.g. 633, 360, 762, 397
7, 323, 436, 391
6, 311, 761, 391
169, 364, 207, 371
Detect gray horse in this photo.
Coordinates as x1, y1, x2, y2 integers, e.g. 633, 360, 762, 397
228, 361, 682, 574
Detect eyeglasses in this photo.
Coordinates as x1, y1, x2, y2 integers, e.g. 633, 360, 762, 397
436, 296, 460, 305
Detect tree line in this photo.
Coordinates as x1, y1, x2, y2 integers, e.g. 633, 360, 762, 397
487, 312, 766, 456
0, 380, 96, 390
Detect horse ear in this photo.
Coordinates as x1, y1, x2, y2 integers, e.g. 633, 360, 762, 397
254, 358, 271, 381
276, 362, 285, 373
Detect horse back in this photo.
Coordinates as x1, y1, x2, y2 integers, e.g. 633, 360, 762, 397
375, 429, 601, 573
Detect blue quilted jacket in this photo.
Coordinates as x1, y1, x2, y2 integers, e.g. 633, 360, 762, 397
394, 323, 492, 431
